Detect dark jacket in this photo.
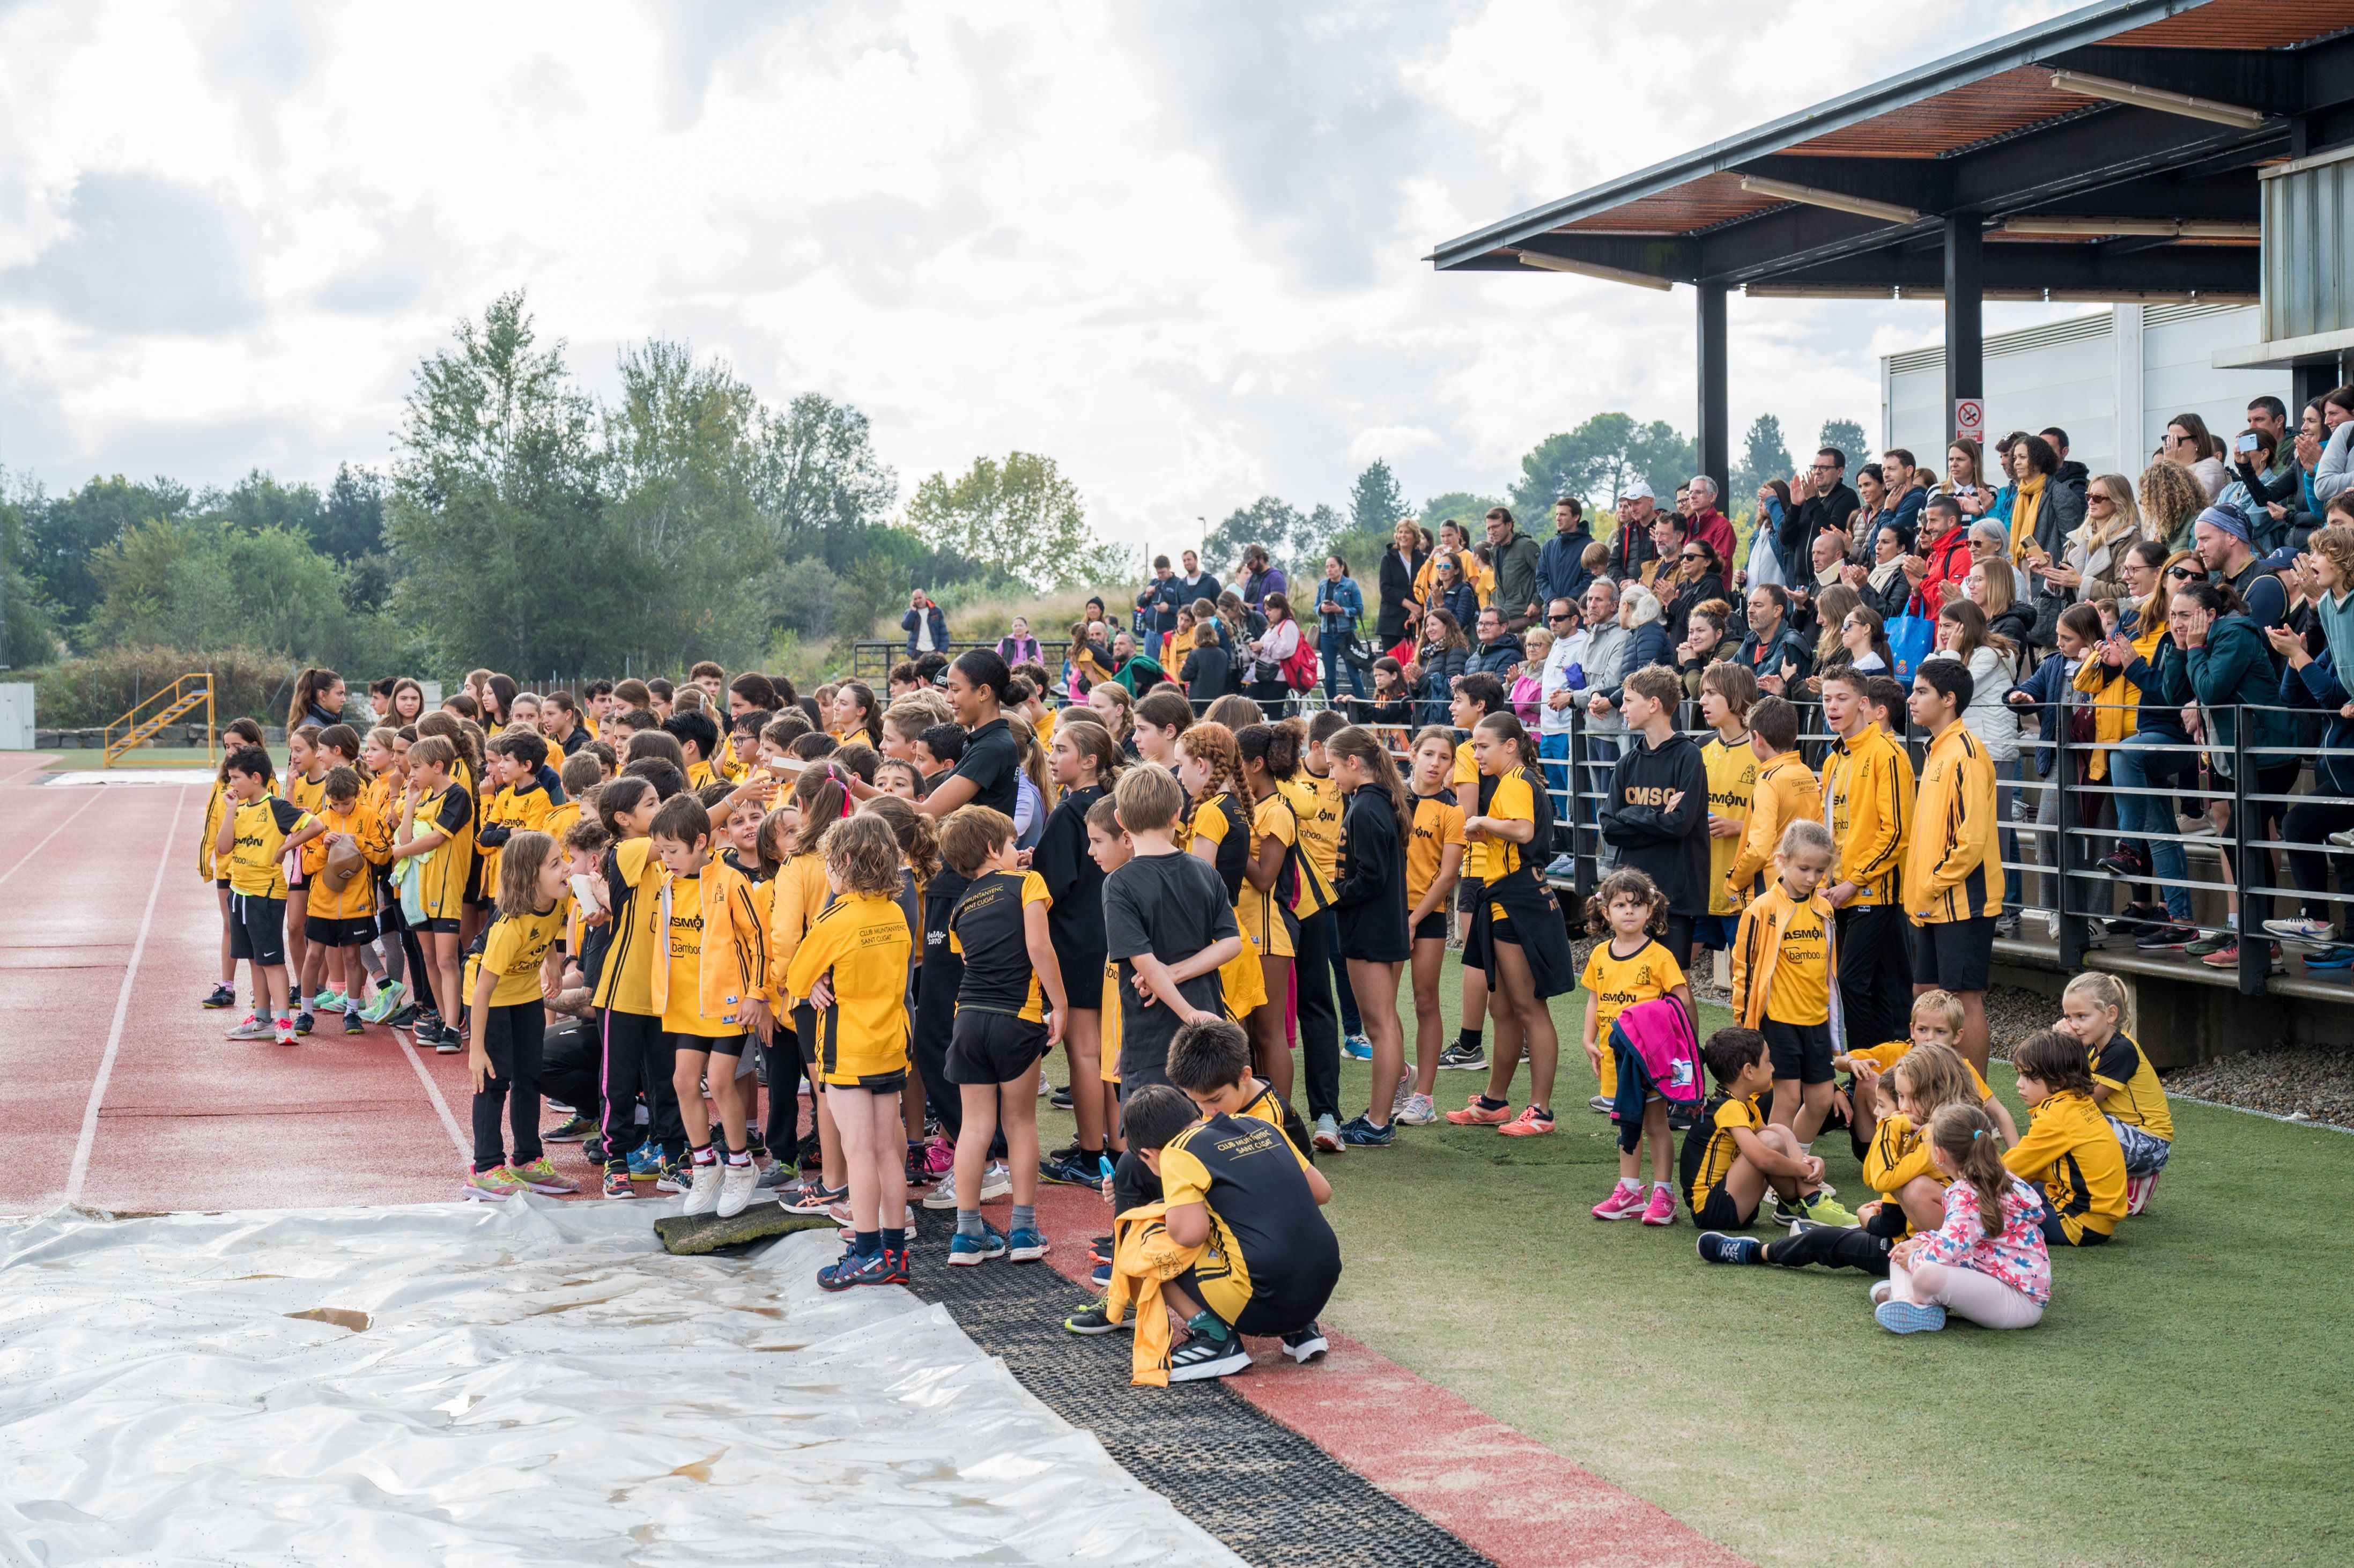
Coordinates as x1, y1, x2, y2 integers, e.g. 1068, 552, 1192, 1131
1331, 788, 1410, 961
1598, 729, 1711, 917
2179, 613, 2296, 767
1733, 618, 1812, 685
2004, 650, 2084, 778
1876, 485, 1925, 556
1432, 579, 1480, 631
1988, 601, 2034, 652
1664, 572, 1726, 644
901, 602, 948, 655
1466, 634, 1524, 679
1376, 547, 1427, 642
2282, 649, 2354, 794
1535, 526, 1596, 610
1606, 518, 1657, 581
1135, 575, 1186, 636
1180, 643, 1231, 697
1857, 566, 1912, 623
995, 633, 1043, 667
1413, 642, 1468, 726
2118, 612, 2186, 739
1784, 480, 1861, 563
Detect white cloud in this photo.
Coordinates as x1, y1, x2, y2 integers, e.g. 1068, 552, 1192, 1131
0, 0, 2083, 544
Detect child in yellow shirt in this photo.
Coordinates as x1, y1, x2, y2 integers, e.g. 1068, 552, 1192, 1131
1728, 819, 1850, 1230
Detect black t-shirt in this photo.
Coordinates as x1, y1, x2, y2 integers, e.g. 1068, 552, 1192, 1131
1034, 782, 1107, 963
947, 869, 1047, 1020
435, 787, 473, 835
1102, 850, 1239, 1086
952, 716, 1022, 819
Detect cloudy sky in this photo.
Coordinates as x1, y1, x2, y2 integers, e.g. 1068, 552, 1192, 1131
0, 0, 2083, 553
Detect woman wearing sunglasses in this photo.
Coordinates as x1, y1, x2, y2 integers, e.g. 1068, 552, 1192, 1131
1663, 538, 1726, 644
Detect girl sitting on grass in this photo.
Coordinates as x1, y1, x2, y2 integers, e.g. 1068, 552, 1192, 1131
1873, 1102, 2052, 1334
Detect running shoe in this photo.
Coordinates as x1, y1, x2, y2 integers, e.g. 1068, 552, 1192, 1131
201, 983, 237, 1009
2202, 939, 2284, 973
462, 1167, 529, 1202
1639, 1184, 1677, 1225
1395, 1092, 1437, 1126
1869, 1279, 1895, 1307
225, 1013, 272, 1040
1341, 1033, 1372, 1061
979, 1161, 1014, 1202
602, 1169, 636, 1200
682, 1161, 724, 1215
625, 1141, 663, 1179
1280, 1321, 1329, 1363
1591, 1182, 1647, 1221
2331, 826, 2354, 850
509, 1156, 578, 1194
1312, 1113, 1345, 1151
342, 1008, 364, 1035
1874, 1299, 1948, 1334
756, 1162, 798, 1190
433, 1029, 462, 1055
2183, 930, 2234, 958
1006, 1226, 1049, 1263
2263, 918, 2336, 946
1435, 1040, 1486, 1071
921, 1170, 964, 1210
874, 1247, 911, 1286
948, 1222, 1007, 1266
717, 1162, 759, 1217
1167, 1326, 1250, 1382
903, 1143, 929, 1189
1050, 1083, 1074, 1110
309, 987, 344, 1011
781, 1182, 847, 1217
1696, 1231, 1764, 1265
387, 1003, 421, 1029
273, 1019, 298, 1048
1089, 1234, 1115, 1264
360, 982, 406, 1024
1337, 1115, 1394, 1147
2096, 847, 2148, 879
2136, 923, 2198, 949
1391, 1074, 1413, 1116
1496, 1105, 1555, 1137
1544, 853, 1579, 879
1588, 1094, 1614, 1114
2306, 944, 2354, 970
1090, 1260, 1112, 1291
653, 1158, 690, 1195
1444, 1097, 1512, 1127
1039, 1154, 1099, 1187
1063, 1300, 1128, 1335
1667, 1103, 1696, 1133
2124, 1170, 2161, 1215
817, 1249, 895, 1291
292, 1011, 315, 1037
923, 1136, 955, 1178
545, 1115, 595, 1142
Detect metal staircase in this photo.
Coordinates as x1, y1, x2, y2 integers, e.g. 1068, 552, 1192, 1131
102, 672, 216, 767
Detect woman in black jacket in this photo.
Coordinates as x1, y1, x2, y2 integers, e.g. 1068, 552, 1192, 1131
1662, 539, 1727, 644
1409, 609, 1470, 727
1378, 520, 1430, 645
1325, 727, 1411, 1144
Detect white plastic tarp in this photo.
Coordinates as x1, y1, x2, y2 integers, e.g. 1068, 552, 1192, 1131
0, 1200, 1243, 1566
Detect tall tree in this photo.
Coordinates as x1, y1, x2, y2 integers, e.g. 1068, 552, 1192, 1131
1202, 497, 1302, 578
1348, 458, 1407, 538
1420, 491, 1506, 533
386, 290, 610, 673
315, 464, 387, 562
27, 474, 191, 631
1733, 413, 1794, 502
751, 392, 898, 568
1818, 418, 1870, 468
1627, 420, 1698, 500
906, 452, 1098, 590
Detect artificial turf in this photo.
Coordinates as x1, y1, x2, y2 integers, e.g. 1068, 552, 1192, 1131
1036, 952, 2354, 1568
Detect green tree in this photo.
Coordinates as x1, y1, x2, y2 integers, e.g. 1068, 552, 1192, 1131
906, 452, 1098, 590
316, 464, 387, 563
386, 290, 610, 673
1819, 418, 1870, 468
1419, 491, 1505, 533
1733, 413, 1794, 502
752, 391, 898, 569
1348, 458, 1407, 538
0, 477, 58, 666
28, 474, 191, 631
1627, 420, 1698, 499
1512, 414, 1630, 517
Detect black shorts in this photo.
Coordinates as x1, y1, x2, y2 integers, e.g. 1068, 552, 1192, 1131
1763, 1019, 1835, 1085
1912, 915, 1996, 992
1413, 911, 1447, 943
947, 1009, 1050, 1085
303, 915, 379, 948
375, 897, 408, 934
1693, 1183, 1756, 1231
1053, 944, 1106, 1011
675, 1031, 749, 1059
837, 1068, 907, 1094
215, 877, 230, 891
793, 1003, 819, 1068
414, 917, 462, 936
1455, 875, 1483, 915
227, 892, 287, 967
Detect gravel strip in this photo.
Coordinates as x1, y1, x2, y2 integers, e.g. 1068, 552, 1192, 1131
2161, 1046, 2354, 1130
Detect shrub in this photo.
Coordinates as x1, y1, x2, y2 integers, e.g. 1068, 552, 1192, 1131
26, 645, 310, 729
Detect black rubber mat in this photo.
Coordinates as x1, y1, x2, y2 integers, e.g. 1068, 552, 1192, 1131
899, 1212, 1497, 1568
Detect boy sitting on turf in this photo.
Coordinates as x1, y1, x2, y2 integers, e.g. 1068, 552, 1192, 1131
2004, 1029, 2127, 1247
1681, 1027, 1829, 1236
1078, 1082, 1338, 1379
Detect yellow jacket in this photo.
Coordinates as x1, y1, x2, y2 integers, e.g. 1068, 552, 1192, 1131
1729, 879, 1834, 1031
1724, 751, 1823, 904
1100, 1201, 1208, 1387
1903, 723, 2000, 924
765, 852, 832, 1006
1820, 724, 1913, 910
2003, 1088, 2125, 1240
649, 852, 769, 1024
2069, 617, 2160, 781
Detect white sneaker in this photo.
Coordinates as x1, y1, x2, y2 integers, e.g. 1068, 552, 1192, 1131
717, 1161, 759, 1217
1869, 1279, 1895, 1307
922, 1169, 962, 1210
225, 1014, 271, 1040
2330, 827, 2354, 851
2262, 917, 2335, 945
979, 1161, 1013, 1202
1390, 1073, 1413, 1116
1312, 1113, 1344, 1153
1396, 1092, 1438, 1126
682, 1162, 724, 1216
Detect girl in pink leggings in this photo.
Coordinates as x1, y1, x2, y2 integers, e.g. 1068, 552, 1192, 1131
1873, 1101, 2052, 1334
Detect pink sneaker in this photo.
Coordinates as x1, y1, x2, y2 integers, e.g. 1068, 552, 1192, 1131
2124, 1171, 2160, 1215
923, 1135, 955, 1177
1496, 1105, 1556, 1137
1445, 1097, 1513, 1127
1591, 1182, 1647, 1221
1639, 1184, 1678, 1226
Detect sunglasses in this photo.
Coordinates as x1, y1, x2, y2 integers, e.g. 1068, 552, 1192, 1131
1547, 612, 1574, 622
2168, 566, 2206, 580
1679, 551, 1704, 561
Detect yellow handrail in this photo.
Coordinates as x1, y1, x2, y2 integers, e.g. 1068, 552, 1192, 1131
102, 672, 216, 768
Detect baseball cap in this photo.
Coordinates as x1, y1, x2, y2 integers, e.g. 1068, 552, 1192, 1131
1622, 481, 1656, 502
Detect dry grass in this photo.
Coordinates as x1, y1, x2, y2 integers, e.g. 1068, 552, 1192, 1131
777, 582, 1132, 679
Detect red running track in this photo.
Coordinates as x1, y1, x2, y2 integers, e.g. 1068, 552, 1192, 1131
8, 763, 1749, 1567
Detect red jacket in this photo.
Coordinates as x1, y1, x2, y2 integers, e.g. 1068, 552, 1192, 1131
1911, 521, 1971, 615
1686, 507, 1737, 575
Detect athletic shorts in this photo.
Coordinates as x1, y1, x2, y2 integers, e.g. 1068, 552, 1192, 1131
227, 892, 287, 967
1693, 1183, 1756, 1231
214, 877, 230, 891
303, 915, 379, 948
1413, 911, 1447, 943
1489, 913, 1520, 947
947, 1009, 1050, 1086
1455, 874, 1484, 916
824, 1067, 908, 1094
1692, 914, 1738, 951
675, 1030, 749, 1059
2036, 1202, 2112, 1247
1053, 943, 1105, 1012
414, 917, 462, 935
1173, 1263, 1336, 1338
2108, 1118, 2172, 1175
1911, 915, 1996, 992
1763, 1019, 1835, 1085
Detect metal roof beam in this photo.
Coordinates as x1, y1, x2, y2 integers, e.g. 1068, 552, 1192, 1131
1512, 232, 1697, 284
1758, 240, 2258, 294
1945, 101, 2283, 214
2043, 44, 2304, 116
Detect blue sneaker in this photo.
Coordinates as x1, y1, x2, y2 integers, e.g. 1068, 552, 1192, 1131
1006, 1226, 1049, 1262
1337, 1114, 1394, 1147
1696, 1231, 1764, 1265
625, 1141, 663, 1179
947, 1223, 1007, 1266
817, 1249, 895, 1291
2306, 944, 2354, 969
1874, 1298, 1949, 1334
1341, 1034, 1373, 1061
1090, 1260, 1112, 1290
1039, 1155, 1099, 1186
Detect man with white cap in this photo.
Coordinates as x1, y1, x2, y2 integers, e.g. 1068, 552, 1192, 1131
1608, 482, 1659, 581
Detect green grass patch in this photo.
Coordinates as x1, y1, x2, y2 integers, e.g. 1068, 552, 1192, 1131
1035, 952, 2354, 1567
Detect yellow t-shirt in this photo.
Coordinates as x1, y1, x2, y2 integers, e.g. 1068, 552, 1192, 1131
1472, 770, 1534, 886
1580, 936, 1685, 1038
2003, 1089, 2127, 1241
1407, 791, 1466, 914
1848, 1038, 1994, 1101
591, 837, 665, 1016
686, 759, 717, 791
1235, 793, 1300, 959
1686, 1093, 1764, 1210
472, 896, 572, 1008
1700, 734, 1756, 917
1279, 773, 1343, 916
1764, 893, 1830, 1026
784, 890, 913, 1085
661, 872, 737, 1038
224, 797, 316, 899
2089, 1031, 2174, 1142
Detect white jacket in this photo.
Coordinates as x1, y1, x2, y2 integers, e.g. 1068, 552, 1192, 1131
1925, 644, 2020, 763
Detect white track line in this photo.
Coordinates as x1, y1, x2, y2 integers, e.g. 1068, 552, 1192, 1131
0, 787, 110, 892
65, 786, 188, 1205
398, 1027, 473, 1161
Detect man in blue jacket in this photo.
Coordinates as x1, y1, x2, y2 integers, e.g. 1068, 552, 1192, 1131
1534, 497, 1595, 611
1135, 556, 1186, 640
1464, 607, 1524, 679
901, 589, 948, 656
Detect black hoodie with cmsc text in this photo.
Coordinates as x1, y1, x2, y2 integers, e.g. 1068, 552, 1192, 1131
1598, 727, 1711, 918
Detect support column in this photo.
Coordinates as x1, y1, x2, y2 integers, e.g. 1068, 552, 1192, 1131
1697, 281, 1728, 498
1944, 214, 1983, 444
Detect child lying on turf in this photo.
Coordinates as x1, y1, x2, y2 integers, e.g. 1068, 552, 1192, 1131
2054, 972, 2172, 1214
1838, 988, 2018, 1158
2004, 1030, 2127, 1248
1870, 1102, 2051, 1334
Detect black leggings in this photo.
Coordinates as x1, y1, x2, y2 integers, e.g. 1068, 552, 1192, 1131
1763, 1207, 1899, 1275
1294, 910, 1342, 1121
598, 1009, 683, 1170
471, 1002, 544, 1172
